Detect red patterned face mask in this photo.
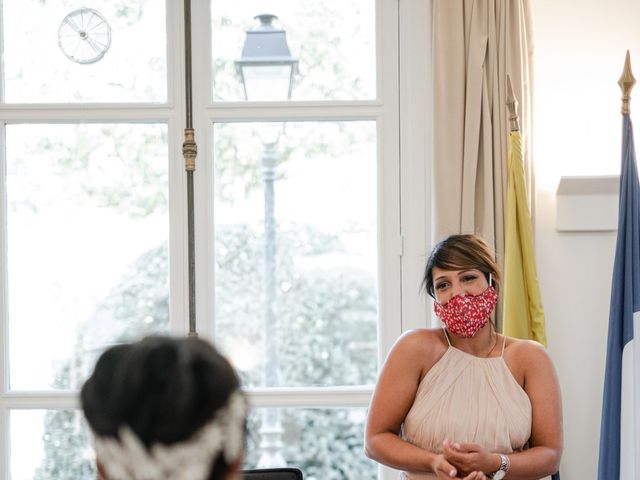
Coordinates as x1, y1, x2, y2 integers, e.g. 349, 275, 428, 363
433, 286, 498, 337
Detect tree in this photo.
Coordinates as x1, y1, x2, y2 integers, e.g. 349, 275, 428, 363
30, 0, 379, 476
34, 409, 94, 480
214, 223, 378, 478
34, 245, 170, 480
36, 220, 377, 479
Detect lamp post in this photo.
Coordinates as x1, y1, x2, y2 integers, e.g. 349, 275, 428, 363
236, 14, 297, 468
235, 14, 298, 101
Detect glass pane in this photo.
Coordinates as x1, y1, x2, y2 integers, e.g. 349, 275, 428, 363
213, 121, 378, 387
245, 407, 376, 480
10, 409, 95, 480
10, 408, 376, 480
3, 0, 167, 103
212, 0, 376, 101
7, 124, 169, 391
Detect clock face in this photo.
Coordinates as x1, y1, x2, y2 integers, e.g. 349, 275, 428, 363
58, 8, 111, 64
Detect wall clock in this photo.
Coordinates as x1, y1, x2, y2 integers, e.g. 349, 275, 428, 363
58, 8, 111, 64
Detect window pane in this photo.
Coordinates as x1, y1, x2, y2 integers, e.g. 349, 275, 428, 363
245, 407, 376, 480
3, 0, 167, 103
212, 0, 376, 101
10, 409, 95, 480
213, 121, 378, 387
10, 408, 376, 480
6, 124, 169, 391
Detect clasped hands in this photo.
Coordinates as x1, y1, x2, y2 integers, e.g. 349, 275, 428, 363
431, 439, 496, 479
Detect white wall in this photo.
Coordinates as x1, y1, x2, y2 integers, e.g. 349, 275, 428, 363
533, 1, 640, 477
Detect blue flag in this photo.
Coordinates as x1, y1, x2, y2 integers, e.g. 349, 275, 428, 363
598, 114, 640, 479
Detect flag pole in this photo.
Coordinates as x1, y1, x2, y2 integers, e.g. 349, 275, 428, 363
502, 72, 547, 344
506, 75, 520, 132
598, 50, 640, 480
619, 50, 635, 114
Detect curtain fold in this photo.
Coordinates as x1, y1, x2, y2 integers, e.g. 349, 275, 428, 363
433, 0, 533, 329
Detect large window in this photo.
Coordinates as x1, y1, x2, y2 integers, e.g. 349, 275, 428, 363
0, 1, 430, 479
204, 2, 398, 476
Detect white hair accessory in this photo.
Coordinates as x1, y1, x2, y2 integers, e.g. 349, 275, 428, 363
93, 391, 246, 480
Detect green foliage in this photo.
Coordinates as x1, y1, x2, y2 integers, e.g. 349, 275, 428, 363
244, 408, 377, 480
284, 409, 376, 480
213, 121, 374, 208
215, 223, 377, 477
8, 123, 166, 218
279, 269, 377, 386
114, 0, 148, 24
34, 244, 170, 480
212, 0, 374, 101
34, 124, 168, 219
214, 222, 377, 388
34, 410, 95, 480
38, 221, 376, 479
211, 0, 376, 202
33, 1, 378, 476
85, 243, 170, 345
213, 123, 273, 204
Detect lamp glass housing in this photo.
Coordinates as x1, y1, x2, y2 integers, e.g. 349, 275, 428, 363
239, 64, 293, 101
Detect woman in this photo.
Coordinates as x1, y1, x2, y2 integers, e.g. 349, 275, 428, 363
365, 234, 562, 479
81, 335, 246, 480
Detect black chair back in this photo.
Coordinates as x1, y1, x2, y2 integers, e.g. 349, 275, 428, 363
242, 468, 303, 480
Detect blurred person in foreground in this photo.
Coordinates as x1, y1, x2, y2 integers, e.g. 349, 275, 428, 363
81, 335, 246, 480
365, 234, 562, 479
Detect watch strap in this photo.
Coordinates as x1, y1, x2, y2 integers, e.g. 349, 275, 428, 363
488, 453, 509, 479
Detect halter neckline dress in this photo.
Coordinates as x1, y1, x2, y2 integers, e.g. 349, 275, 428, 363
399, 330, 532, 479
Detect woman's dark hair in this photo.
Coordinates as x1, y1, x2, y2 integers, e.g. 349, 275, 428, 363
423, 234, 501, 298
80, 335, 243, 480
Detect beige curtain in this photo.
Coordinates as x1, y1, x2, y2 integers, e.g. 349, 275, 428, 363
432, 0, 534, 294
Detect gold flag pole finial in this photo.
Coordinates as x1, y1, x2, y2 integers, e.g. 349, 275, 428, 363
506, 74, 520, 132
619, 50, 636, 115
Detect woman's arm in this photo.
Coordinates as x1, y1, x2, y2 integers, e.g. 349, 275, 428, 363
507, 340, 563, 479
365, 330, 459, 477
442, 341, 563, 479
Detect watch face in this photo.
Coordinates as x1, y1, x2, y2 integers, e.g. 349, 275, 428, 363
492, 471, 506, 480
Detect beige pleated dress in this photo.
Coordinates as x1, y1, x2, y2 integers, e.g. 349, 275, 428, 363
400, 331, 532, 479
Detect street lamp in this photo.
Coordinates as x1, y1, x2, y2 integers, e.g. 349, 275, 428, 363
236, 13, 296, 469
235, 14, 298, 101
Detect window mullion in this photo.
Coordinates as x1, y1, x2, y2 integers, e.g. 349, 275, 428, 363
399, 0, 432, 331
209, 103, 384, 123
0, 392, 78, 409
0, 120, 7, 480
246, 386, 374, 408
0, 105, 174, 122
377, 0, 402, 361
167, 0, 190, 336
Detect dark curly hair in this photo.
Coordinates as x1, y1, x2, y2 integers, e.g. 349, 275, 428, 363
80, 335, 243, 480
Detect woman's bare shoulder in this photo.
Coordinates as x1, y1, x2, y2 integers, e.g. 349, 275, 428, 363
504, 337, 550, 357
396, 327, 446, 347
503, 337, 555, 373
389, 328, 448, 364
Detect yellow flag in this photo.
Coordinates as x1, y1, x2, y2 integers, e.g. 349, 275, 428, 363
503, 130, 547, 345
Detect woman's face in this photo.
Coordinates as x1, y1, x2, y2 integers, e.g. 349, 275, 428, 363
432, 267, 489, 305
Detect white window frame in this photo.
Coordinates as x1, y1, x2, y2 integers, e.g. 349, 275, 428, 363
193, 1, 431, 479
0, 3, 190, 478
0, 0, 433, 478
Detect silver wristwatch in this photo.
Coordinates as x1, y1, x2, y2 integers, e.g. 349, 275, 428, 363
489, 454, 509, 479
